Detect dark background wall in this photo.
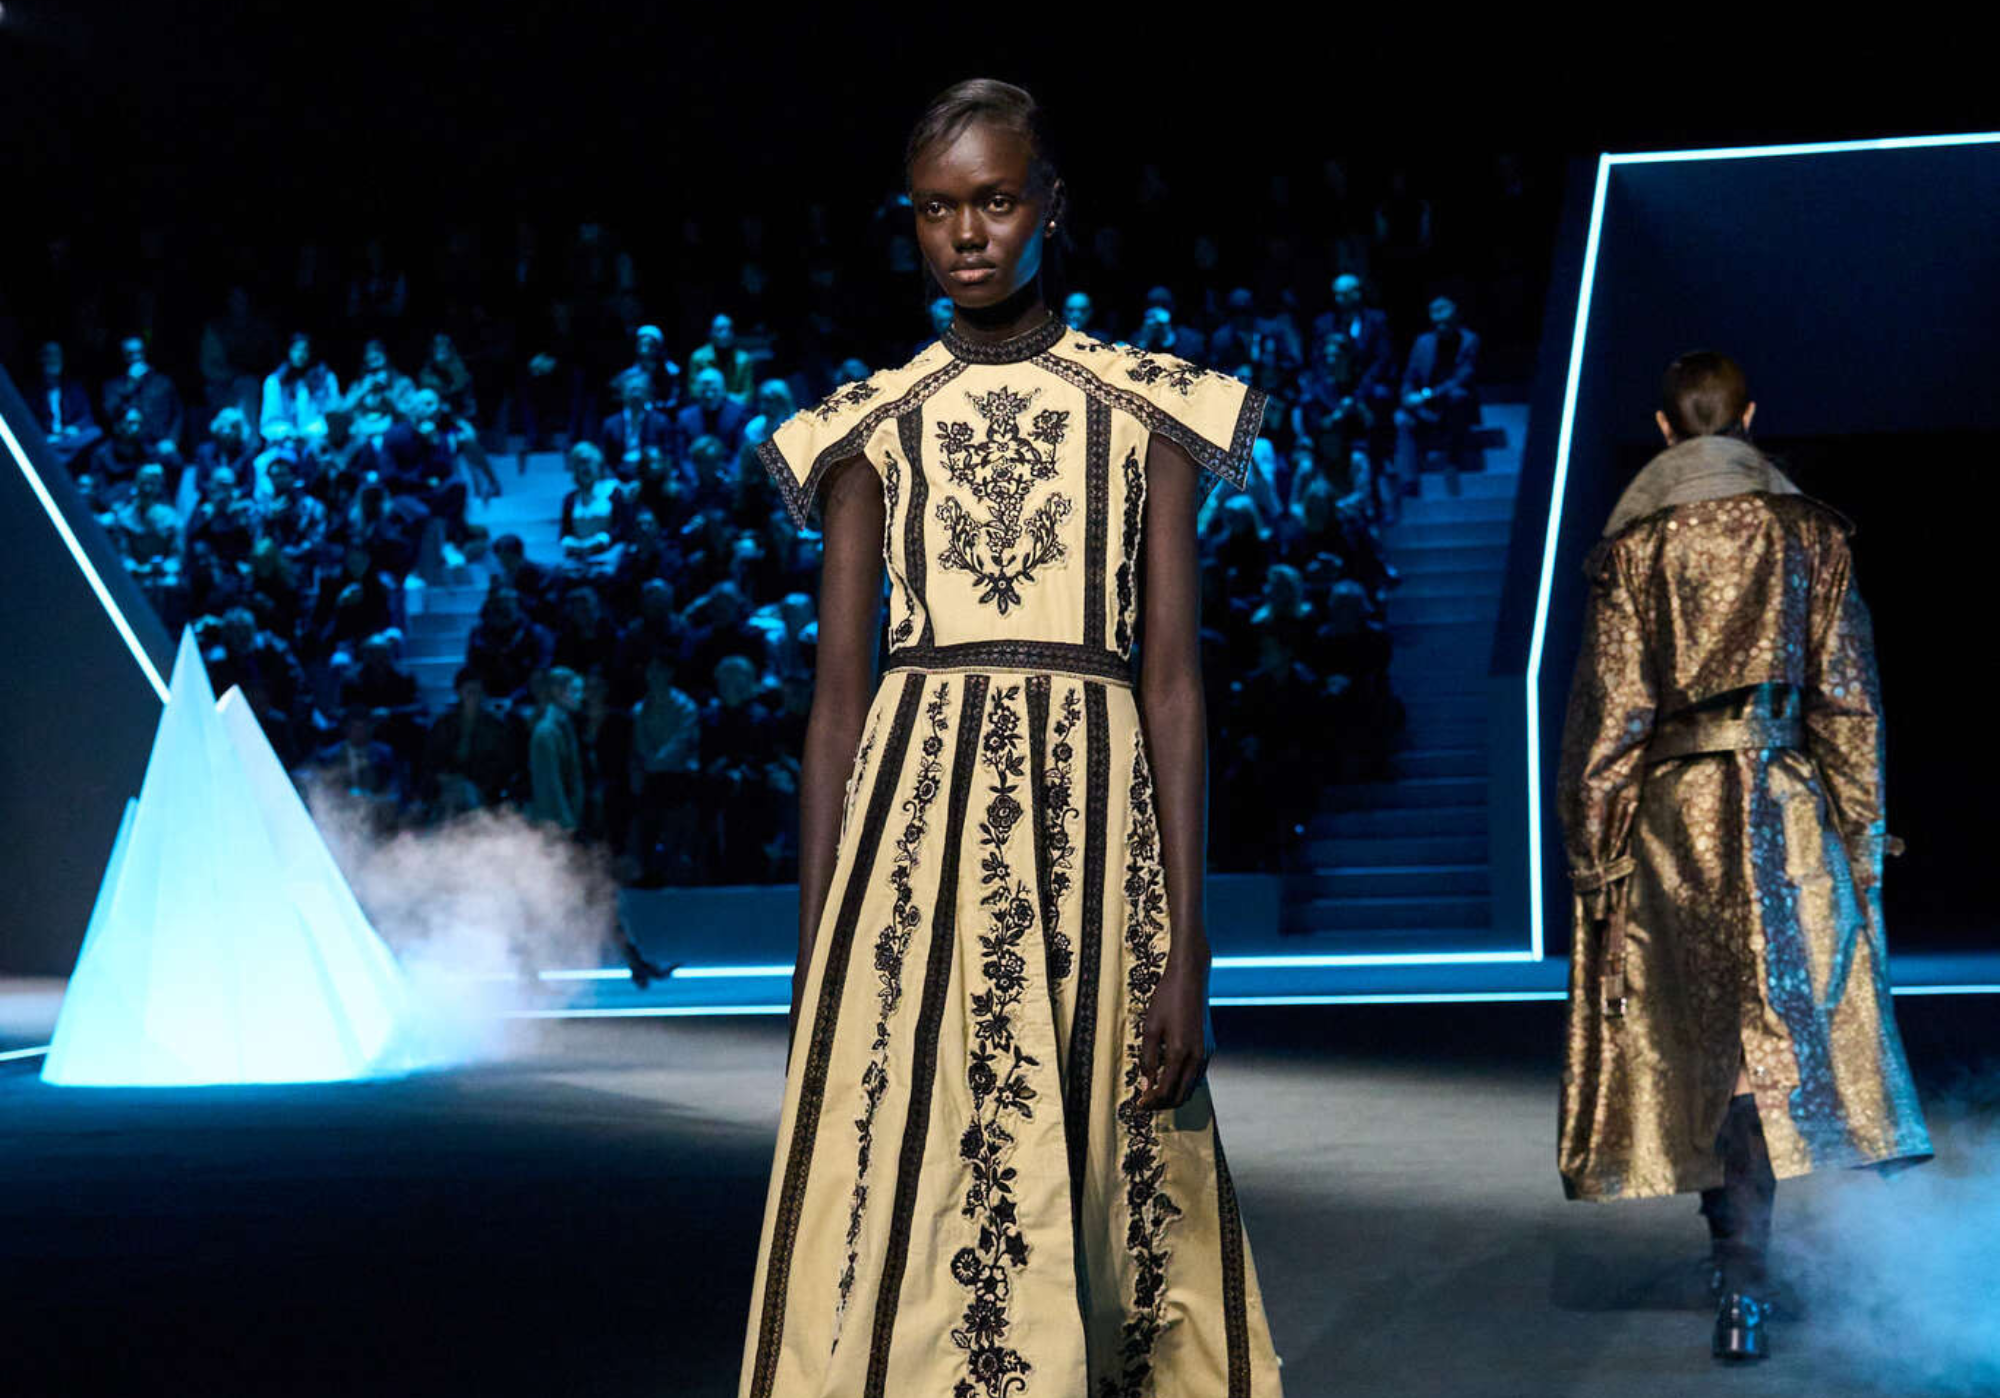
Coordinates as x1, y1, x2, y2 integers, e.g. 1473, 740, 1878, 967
0, 368, 175, 974
1510, 141, 2000, 955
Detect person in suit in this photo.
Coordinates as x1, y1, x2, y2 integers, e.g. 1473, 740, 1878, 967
674, 366, 750, 464
103, 333, 185, 458
1389, 295, 1480, 520
1310, 274, 1396, 422
28, 341, 101, 466
599, 370, 678, 482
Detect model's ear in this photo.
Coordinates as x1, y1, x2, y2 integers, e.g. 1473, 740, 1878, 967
1654, 410, 1675, 446
1741, 401, 1757, 433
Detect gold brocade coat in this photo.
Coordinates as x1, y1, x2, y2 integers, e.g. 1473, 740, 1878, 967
1557, 456, 1932, 1201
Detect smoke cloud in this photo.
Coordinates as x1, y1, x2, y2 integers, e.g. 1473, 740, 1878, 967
306, 780, 617, 1067
1786, 1091, 2000, 1394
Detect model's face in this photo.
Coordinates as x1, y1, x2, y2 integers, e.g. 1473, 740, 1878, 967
909, 122, 1053, 312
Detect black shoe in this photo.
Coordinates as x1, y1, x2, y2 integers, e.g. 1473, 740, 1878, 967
1713, 1291, 1769, 1362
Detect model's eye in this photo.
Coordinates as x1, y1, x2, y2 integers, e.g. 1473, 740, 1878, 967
988, 194, 1015, 212
921, 199, 947, 218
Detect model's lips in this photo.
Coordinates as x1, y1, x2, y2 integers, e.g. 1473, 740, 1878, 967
949, 265, 997, 283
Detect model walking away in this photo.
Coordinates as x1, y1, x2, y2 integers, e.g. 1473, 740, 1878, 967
738, 77, 1285, 1397
1557, 351, 1933, 1362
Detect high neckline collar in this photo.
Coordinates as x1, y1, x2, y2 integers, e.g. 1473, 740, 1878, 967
939, 312, 1065, 364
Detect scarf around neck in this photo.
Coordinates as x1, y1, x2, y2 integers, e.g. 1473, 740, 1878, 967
1601, 434, 1801, 539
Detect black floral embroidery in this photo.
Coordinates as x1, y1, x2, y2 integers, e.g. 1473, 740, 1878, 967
881, 449, 918, 648
1040, 687, 1081, 983
834, 684, 951, 1336
1113, 447, 1145, 656
934, 386, 1074, 614
1123, 350, 1207, 397
1098, 747, 1181, 1398
950, 684, 1039, 1398
810, 376, 882, 422
839, 708, 884, 843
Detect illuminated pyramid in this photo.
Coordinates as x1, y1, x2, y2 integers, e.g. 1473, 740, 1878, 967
42, 630, 412, 1086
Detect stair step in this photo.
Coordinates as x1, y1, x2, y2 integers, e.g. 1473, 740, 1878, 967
402, 631, 472, 662
1398, 495, 1514, 525
1390, 545, 1510, 575
1398, 722, 1488, 749
1285, 896, 1494, 931
1392, 747, 1487, 779
1388, 604, 1502, 629
1384, 520, 1513, 550
1415, 468, 1516, 500
1307, 832, 1490, 866
1395, 575, 1504, 601
1315, 803, 1487, 838
1328, 776, 1487, 811
1297, 864, 1491, 897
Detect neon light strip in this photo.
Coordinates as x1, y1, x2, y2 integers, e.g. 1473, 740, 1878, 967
0, 414, 169, 702
1522, 130, 2000, 958
1603, 131, 2000, 166
504, 1004, 791, 1019
0, 1043, 52, 1062
490, 985, 2000, 1018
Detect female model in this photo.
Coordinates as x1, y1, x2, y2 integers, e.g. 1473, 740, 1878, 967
739, 78, 1284, 1397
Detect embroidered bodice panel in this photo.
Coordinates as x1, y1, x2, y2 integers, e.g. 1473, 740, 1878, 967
759, 318, 1264, 666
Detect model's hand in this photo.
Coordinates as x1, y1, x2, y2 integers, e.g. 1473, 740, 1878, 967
1137, 949, 1214, 1111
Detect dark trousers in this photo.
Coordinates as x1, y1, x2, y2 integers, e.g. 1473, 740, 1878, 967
1700, 1093, 1777, 1289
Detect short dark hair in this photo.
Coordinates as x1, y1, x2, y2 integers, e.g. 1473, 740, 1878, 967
905, 78, 1060, 196
1660, 350, 1750, 440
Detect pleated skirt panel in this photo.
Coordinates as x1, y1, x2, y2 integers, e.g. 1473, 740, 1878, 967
739, 669, 1283, 1398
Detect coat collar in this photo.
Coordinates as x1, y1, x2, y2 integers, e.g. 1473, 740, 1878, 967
1602, 435, 1801, 538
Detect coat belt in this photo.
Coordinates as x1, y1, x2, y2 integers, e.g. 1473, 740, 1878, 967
1645, 712, 1804, 764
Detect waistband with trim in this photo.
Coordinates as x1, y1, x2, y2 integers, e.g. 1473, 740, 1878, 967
884, 640, 1133, 687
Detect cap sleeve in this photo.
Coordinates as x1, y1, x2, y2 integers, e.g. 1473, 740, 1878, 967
1079, 344, 1267, 490
756, 376, 892, 530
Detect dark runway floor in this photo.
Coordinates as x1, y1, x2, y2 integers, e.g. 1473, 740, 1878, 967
5, 1000, 1999, 1397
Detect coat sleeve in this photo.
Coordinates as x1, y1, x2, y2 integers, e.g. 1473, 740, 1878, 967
1556, 539, 1658, 917
1803, 520, 1889, 889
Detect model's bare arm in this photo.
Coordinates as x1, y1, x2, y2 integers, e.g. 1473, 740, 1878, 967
791, 456, 885, 1042
1135, 433, 1215, 1111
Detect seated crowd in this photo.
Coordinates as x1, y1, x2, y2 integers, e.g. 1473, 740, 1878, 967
22, 245, 1489, 879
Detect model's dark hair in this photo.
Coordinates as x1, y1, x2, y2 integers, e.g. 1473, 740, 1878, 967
904, 78, 1069, 307
1660, 350, 1751, 440
904, 78, 1061, 195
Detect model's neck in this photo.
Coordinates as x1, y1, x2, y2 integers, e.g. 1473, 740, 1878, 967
949, 282, 1049, 345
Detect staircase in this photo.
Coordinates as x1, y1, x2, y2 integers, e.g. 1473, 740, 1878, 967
1282, 405, 1525, 953
400, 450, 573, 712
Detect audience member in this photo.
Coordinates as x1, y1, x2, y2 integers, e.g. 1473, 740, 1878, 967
103, 333, 186, 456
260, 332, 342, 441
686, 314, 756, 403
422, 667, 517, 815
1391, 294, 1480, 517
529, 666, 586, 833
30, 342, 101, 466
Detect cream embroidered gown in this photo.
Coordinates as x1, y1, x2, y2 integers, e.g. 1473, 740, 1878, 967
740, 313, 1284, 1398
